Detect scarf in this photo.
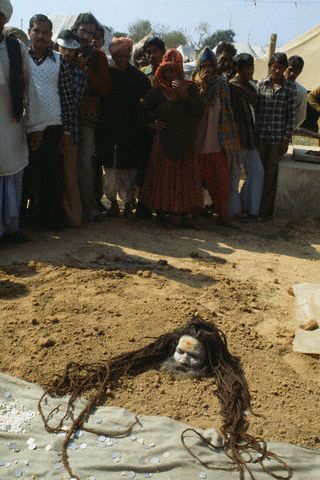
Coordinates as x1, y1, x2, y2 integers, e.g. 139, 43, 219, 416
229, 76, 258, 108
229, 77, 258, 150
194, 47, 221, 103
109, 36, 133, 57
6, 35, 24, 122
154, 48, 185, 99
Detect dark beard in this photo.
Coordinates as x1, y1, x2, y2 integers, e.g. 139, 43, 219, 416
160, 357, 206, 378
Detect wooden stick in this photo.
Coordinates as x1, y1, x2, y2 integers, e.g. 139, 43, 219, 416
294, 127, 320, 140
267, 33, 277, 75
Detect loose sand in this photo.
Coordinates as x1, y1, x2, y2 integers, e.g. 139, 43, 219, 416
0, 216, 319, 448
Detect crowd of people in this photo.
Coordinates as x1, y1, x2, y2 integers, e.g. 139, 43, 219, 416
0, 0, 312, 244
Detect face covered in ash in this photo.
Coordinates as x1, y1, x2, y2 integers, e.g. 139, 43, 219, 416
162, 335, 205, 376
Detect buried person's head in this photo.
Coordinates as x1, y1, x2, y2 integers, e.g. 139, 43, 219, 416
40, 316, 291, 480
162, 334, 206, 376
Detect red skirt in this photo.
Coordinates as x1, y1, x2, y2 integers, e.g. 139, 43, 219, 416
140, 137, 203, 214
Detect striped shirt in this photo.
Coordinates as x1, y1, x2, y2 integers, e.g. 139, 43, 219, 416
256, 77, 297, 144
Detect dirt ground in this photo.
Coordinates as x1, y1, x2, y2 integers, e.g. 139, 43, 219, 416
0, 215, 319, 449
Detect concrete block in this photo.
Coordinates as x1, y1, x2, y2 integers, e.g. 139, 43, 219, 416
274, 147, 320, 219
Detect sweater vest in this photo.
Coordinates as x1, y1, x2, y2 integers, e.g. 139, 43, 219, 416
30, 51, 62, 128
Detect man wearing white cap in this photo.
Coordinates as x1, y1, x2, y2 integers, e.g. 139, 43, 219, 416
0, 0, 43, 243
56, 30, 86, 227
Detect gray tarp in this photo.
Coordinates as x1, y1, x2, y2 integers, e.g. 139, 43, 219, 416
0, 373, 319, 480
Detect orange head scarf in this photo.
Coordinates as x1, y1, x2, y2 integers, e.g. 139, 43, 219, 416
154, 48, 185, 98
108, 37, 133, 57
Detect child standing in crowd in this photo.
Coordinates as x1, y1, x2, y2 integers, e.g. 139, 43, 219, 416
96, 37, 150, 217
284, 55, 307, 128
56, 29, 86, 227
92, 25, 105, 51
139, 49, 204, 228
229, 53, 264, 219
194, 47, 239, 225
141, 37, 166, 85
216, 41, 237, 81
135, 37, 166, 219
256, 53, 297, 219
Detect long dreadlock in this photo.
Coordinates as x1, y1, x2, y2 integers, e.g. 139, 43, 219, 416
38, 316, 292, 480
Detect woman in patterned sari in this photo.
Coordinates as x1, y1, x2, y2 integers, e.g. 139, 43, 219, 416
139, 49, 204, 228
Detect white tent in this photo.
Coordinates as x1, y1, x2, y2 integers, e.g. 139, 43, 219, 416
213, 41, 257, 57
254, 23, 320, 89
132, 33, 153, 56
233, 42, 257, 57
177, 44, 196, 63
253, 45, 268, 58
183, 61, 196, 80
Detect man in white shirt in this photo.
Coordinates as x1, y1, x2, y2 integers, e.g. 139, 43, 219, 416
0, 0, 43, 243
285, 55, 307, 128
